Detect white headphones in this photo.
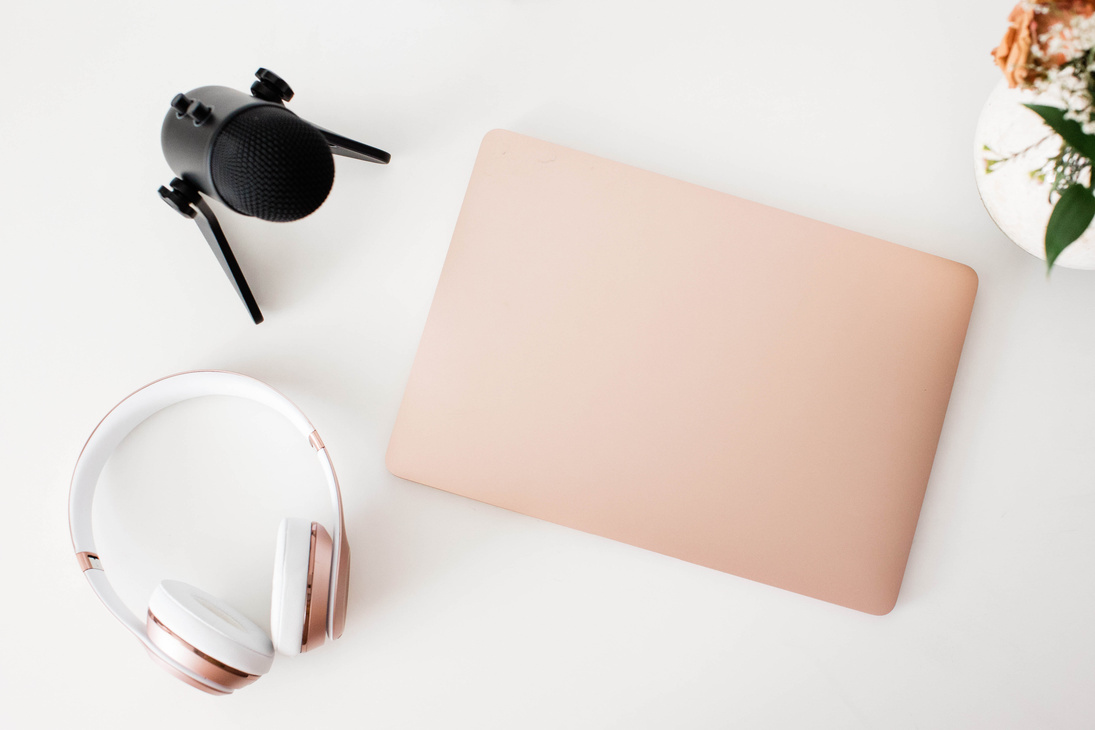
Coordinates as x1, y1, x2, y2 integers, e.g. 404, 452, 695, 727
68, 371, 350, 695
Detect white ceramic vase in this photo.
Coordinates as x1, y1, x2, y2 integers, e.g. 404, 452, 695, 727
974, 79, 1095, 269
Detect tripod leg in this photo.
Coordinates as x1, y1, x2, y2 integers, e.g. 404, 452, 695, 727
191, 198, 264, 325
315, 125, 391, 164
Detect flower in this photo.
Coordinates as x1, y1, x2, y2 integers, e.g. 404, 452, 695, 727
993, 3, 1038, 87
993, 1, 1095, 88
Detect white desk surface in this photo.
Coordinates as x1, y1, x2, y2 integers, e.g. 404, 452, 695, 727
2, 1, 1093, 727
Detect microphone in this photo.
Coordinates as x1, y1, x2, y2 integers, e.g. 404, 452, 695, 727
158, 68, 390, 324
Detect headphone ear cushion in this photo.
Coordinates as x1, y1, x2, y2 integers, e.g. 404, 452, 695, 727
271, 518, 333, 655
147, 580, 274, 690
271, 518, 313, 655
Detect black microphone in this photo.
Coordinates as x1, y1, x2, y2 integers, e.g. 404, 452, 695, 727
158, 68, 390, 324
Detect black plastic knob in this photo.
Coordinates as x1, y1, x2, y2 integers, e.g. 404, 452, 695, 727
157, 178, 201, 218
158, 186, 196, 218
171, 93, 192, 116
185, 100, 212, 126
170, 93, 212, 125
168, 177, 200, 203
251, 68, 294, 103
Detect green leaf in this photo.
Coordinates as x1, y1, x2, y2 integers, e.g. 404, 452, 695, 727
1023, 104, 1095, 160
1045, 184, 1095, 270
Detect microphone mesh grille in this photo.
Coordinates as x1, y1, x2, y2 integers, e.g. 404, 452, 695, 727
210, 105, 335, 222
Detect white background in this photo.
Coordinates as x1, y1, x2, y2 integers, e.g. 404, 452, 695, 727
2, 1, 1093, 727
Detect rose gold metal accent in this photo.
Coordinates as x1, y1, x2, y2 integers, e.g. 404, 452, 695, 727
300, 522, 332, 652
146, 649, 229, 695
309, 430, 325, 451
146, 610, 260, 691
301, 525, 318, 650
76, 552, 102, 572
331, 531, 350, 639
318, 450, 350, 639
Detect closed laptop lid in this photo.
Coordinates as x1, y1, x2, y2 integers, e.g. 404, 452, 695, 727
387, 130, 977, 614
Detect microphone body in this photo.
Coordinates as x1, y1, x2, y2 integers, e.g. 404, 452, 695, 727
162, 84, 261, 205
162, 85, 335, 222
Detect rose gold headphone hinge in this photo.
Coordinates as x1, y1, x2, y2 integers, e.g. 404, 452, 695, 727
76, 552, 102, 572
308, 430, 325, 451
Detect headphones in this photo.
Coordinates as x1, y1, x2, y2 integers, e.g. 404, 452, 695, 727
68, 371, 350, 695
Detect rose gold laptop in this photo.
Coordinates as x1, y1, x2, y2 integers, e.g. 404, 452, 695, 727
388, 130, 977, 614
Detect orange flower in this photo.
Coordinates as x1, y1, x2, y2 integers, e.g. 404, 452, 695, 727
993, 3, 1039, 88
993, 1, 1095, 88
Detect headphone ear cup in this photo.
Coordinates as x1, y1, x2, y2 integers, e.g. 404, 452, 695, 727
271, 518, 332, 655
147, 581, 274, 693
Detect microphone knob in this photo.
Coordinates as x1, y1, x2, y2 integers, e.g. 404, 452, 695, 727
170, 93, 192, 116
158, 185, 196, 219
185, 100, 212, 126
252, 68, 294, 103
170, 93, 212, 126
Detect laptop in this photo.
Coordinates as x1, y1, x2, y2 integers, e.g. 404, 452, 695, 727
387, 130, 977, 614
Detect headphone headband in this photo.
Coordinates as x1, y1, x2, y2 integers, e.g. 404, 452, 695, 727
68, 371, 350, 667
